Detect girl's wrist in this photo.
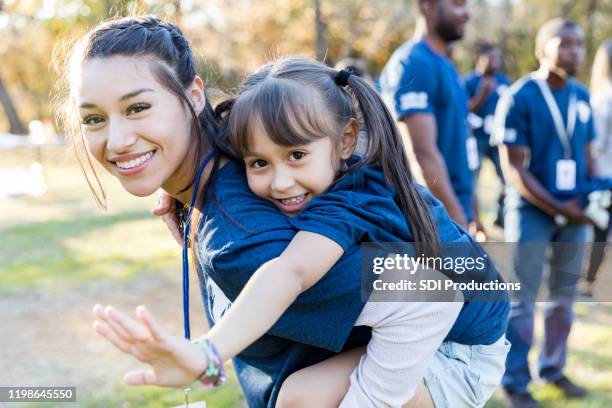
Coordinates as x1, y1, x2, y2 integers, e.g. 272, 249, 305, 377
191, 337, 227, 387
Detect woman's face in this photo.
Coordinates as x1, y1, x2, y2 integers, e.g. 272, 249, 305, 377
77, 56, 195, 197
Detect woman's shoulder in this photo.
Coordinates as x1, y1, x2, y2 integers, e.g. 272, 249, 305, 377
591, 90, 612, 109
203, 159, 293, 237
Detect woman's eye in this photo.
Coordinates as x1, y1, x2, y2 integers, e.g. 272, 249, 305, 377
126, 103, 151, 116
289, 151, 306, 161
250, 159, 268, 169
82, 115, 105, 126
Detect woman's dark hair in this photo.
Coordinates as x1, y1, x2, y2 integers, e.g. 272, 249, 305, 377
225, 56, 440, 256
55, 15, 233, 209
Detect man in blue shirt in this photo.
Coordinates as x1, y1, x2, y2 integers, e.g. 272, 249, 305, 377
464, 43, 512, 229
492, 18, 593, 408
380, 0, 474, 230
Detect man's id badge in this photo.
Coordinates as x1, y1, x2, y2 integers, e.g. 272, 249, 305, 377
556, 159, 576, 191
467, 136, 479, 171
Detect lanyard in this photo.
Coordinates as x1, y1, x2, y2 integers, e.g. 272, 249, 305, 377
182, 150, 215, 340
532, 73, 577, 159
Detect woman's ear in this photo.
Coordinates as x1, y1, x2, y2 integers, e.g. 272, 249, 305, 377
340, 118, 359, 160
187, 76, 206, 113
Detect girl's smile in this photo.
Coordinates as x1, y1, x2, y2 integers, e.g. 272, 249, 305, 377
272, 193, 310, 214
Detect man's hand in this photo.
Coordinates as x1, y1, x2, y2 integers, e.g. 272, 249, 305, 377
556, 198, 591, 225
469, 220, 487, 242
479, 76, 496, 97
151, 190, 184, 246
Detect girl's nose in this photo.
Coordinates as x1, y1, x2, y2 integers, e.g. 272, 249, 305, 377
271, 169, 295, 192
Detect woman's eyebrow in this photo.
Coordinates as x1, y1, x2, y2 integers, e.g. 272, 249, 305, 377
119, 88, 155, 101
79, 88, 156, 109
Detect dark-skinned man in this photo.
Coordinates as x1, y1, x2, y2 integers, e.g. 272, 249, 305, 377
492, 18, 593, 408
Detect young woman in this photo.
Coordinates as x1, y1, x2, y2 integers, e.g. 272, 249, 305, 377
58, 16, 509, 408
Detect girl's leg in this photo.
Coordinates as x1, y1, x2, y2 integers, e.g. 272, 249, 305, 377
276, 346, 365, 408
276, 347, 435, 408
339, 301, 462, 408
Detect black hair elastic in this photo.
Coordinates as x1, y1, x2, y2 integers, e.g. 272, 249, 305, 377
335, 69, 352, 86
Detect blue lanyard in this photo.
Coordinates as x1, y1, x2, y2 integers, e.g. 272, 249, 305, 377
182, 150, 215, 339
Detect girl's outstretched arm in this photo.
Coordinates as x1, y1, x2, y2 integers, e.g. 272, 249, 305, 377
92, 304, 209, 387
206, 231, 344, 362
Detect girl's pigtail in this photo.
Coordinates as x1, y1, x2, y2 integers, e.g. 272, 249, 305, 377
344, 74, 441, 257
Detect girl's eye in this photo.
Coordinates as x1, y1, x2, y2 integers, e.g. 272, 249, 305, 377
250, 159, 268, 169
82, 115, 105, 126
289, 151, 306, 161
126, 103, 151, 116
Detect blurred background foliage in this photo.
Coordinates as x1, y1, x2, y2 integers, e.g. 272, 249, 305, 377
1, 0, 612, 133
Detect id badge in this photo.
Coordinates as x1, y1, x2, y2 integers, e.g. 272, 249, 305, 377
556, 159, 576, 191
467, 136, 479, 171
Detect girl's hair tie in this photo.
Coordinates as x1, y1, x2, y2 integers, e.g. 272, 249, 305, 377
335, 69, 352, 86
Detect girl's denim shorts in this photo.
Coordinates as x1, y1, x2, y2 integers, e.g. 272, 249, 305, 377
424, 335, 511, 408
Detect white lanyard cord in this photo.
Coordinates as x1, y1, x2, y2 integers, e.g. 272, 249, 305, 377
532, 74, 577, 160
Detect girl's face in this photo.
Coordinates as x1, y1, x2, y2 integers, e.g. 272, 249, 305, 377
77, 56, 196, 197
243, 124, 339, 216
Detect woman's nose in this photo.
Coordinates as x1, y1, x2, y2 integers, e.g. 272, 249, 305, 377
106, 118, 137, 154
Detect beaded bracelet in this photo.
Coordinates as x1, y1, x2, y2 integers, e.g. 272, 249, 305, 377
191, 338, 227, 387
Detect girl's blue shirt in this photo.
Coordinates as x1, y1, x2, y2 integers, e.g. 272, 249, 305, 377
196, 159, 508, 408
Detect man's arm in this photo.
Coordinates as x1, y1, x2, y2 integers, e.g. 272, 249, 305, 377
501, 145, 589, 223
468, 76, 496, 113
402, 113, 468, 228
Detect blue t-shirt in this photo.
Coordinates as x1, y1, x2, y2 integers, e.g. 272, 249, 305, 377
464, 71, 511, 142
380, 40, 474, 220
492, 76, 596, 209
197, 159, 508, 407
290, 165, 508, 345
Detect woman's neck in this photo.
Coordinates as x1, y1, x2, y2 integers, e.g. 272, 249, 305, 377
168, 152, 219, 207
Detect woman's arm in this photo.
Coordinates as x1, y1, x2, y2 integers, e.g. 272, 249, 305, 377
206, 231, 344, 362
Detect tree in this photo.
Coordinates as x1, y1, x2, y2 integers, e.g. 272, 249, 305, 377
0, 0, 27, 134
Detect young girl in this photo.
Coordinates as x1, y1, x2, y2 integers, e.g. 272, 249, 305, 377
60, 16, 508, 408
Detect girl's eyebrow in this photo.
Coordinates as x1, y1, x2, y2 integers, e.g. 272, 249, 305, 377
79, 88, 155, 109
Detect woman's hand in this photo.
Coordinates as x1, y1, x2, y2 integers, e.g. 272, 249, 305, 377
151, 190, 184, 246
93, 304, 206, 387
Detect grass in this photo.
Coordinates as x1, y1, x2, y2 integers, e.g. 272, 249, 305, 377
1, 147, 611, 408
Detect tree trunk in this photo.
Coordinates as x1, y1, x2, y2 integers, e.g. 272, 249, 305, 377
314, 0, 326, 61
0, 76, 28, 135
586, 0, 599, 66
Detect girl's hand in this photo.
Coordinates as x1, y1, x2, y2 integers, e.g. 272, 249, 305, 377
92, 304, 207, 387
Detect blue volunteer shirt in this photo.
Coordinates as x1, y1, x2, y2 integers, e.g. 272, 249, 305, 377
492, 76, 596, 209
197, 159, 508, 407
464, 71, 511, 142
380, 40, 474, 220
